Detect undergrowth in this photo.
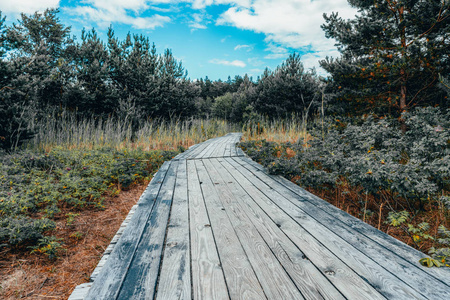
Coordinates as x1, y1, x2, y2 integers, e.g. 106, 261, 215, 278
0, 148, 177, 257
239, 107, 450, 267
1, 112, 238, 259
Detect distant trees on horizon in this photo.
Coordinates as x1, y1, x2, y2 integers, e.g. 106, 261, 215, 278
1, 1, 448, 150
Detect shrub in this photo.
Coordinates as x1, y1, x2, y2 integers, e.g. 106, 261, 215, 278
30, 236, 63, 260
0, 216, 55, 247
241, 107, 449, 211
0, 146, 176, 251
240, 107, 450, 265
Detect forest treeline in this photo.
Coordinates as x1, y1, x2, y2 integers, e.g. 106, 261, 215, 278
0, 1, 449, 270
0, 1, 449, 150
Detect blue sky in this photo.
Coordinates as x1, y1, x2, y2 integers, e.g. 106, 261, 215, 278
0, 0, 357, 81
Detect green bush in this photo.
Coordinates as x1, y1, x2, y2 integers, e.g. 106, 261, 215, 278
0, 216, 55, 246
30, 236, 64, 260
0, 147, 177, 251
240, 107, 450, 265
241, 107, 449, 210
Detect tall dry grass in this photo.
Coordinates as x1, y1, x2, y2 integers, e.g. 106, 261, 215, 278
241, 114, 311, 144
25, 109, 313, 151
27, 110, 239, 151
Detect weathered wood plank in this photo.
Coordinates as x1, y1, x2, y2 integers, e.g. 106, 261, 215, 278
176, 133, 241, 160
235, 144, 245, 156
203, 138, 220, 158
266, 168, 450, 285
230, 140, 238, 157
82, 134, 449, 300
174, 143, 201, 160
232, 157, 449, 299
195, 138, 216, 159
182, 138, 210, 159
187, 160, 229, 300
187, 143, 204, 158
196, 164, 304, 299
214, 158, 381, 300
212, 135, 229, 158
223, 134, 235, 157
156, 160, 191, 300
229, 133, 242, 157
117, 160, 178, 299
195, 159, 267, 299
224, 141, 231, 157
239, 155, 450, 288
220, 135, 231, 157
85, 161, 171, 300
225, 133, 238, 157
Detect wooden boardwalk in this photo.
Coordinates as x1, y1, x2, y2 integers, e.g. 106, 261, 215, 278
81, 133, 450, 299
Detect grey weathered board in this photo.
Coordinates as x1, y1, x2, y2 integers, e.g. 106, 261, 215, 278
79, 133, 450, 300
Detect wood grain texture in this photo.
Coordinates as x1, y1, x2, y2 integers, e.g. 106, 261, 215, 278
85, 161, 171, 300
187, 159, 229, 300
196, 163, 304, 299
174, 143, 200, 160
205, 136, 222, 158
117, 160, 178, 299
195, 138, 216, 159
81, 134, 450, 300
156, 160, 191, 300
195, 159, 267, 300
232, 157, 449, 299
212, 158, 373, 300
239, 155, 450, 290
269, 170, 450, 285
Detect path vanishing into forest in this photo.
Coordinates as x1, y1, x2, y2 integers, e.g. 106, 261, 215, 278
70, 133, 450, 300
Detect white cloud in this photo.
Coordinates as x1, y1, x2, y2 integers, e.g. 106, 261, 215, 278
147, 4, 182, 13
0, 0, 60, 16
189, 12, 211, 31
67, 0, 171, 29
210, 58, 246, 67
191, 0, 251, 9
264, 53, 287, 59
249, 68, 263, 74
215, 0, 358, 71
263, 43, 289, 59
234, 44, 252, 51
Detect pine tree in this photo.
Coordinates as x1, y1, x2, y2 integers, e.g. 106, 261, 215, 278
0, 12, 34, 150
321, 0, 449, 117
67, 28, 116, 115
255, 53, 321, 118
5, 8, 74, 109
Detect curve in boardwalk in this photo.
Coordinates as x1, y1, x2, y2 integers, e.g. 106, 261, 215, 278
73, 133, 450, 300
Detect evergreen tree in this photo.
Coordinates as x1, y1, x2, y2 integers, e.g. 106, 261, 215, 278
107, 29, 159, 119
151, 49, 197, 118
0, 12, 34, 150
254, 53, 320, 118
321, 0, 449, 116
67, 28, 116, 115
5, 8, 74, 109
230, 74, 257, 123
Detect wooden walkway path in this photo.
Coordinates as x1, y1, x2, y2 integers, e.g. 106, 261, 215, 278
79, 133, 450, 299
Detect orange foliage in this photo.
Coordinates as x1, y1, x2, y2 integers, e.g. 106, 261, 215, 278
286, 147, 296, 158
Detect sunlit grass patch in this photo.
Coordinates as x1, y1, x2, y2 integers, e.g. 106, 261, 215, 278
27, 110, 239, 152
241, 114, 312, 144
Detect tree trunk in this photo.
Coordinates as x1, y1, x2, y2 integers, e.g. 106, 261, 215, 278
399, 6, 407, 133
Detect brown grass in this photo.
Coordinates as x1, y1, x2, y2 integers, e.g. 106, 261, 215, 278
0, 183, 148, 299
